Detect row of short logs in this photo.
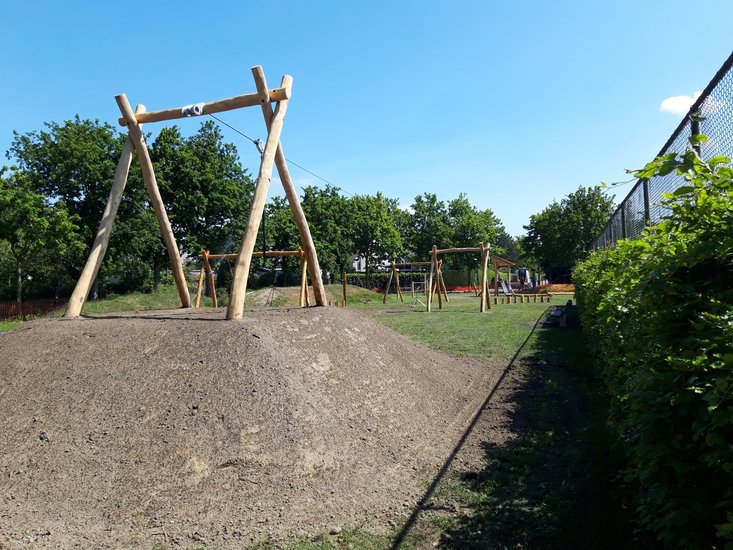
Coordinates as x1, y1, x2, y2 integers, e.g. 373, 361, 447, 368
493, 294, 553, 304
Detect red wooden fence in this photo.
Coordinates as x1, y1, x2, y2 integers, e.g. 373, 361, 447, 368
0, 298, 68, 320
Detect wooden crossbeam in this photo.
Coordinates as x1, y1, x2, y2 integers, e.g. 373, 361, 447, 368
117, 87, 291, 126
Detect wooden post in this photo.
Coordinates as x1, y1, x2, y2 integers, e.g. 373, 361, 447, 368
438, 265, 449, 303
436, 260, 444, 310
480, 243, 490, 312
65, 105, 146, 318
299, 253, 308, 307
195, 251, 206, 307
341, 271, 347, 307
116, 94, 191, 308
383, 264, 395, 304
117, 86, 291, 127
251, 65, 327, 307
202, 250, 218, 308
494, 261, 500, 296
394, 267, 404, 302
226, 74, 291, 319
427, 246, 437, 312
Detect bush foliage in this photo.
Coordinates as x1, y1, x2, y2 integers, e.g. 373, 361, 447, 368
574, 140, 733, 548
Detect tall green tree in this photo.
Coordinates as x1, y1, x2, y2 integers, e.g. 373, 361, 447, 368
409, 193, 451, 260
300, 185, 355, 277
151, 121, 255, 254
495, 231, 520, 263
447, 193, 504, 269
521, 185, 614, 280
8, 116, 125, 243
0, 170, 84, 302
350, 192, 403, 278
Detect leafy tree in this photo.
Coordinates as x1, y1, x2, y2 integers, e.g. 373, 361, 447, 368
8, 116, 125, 244
0, 169, 84, 302
300, 185, 355, 278
521, 185, 614, 280
447, 193, 504, 268
574, 143, 733, 547
350, 192, 403, 279
151, 121, 255, 254
408, 193, 451, 260
495, 231, 520, 263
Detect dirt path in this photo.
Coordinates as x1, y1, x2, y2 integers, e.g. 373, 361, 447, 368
0, 307, 505, 548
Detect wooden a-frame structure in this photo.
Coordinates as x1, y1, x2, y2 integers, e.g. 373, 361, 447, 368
65, 66, 327, 320
196, 249, 312, 308
427, 244, 492, 313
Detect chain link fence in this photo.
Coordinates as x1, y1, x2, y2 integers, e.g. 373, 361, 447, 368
592, 52, 733, 249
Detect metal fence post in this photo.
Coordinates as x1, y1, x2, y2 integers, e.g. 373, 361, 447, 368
642, 179, 651, 225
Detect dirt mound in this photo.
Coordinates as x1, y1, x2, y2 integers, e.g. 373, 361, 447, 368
0, 307, 497, 548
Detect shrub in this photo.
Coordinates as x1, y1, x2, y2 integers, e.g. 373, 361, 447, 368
574, 142, 733, 548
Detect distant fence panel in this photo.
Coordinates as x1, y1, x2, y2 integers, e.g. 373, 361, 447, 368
593, 51, 733, 249
0, 298, 68, 320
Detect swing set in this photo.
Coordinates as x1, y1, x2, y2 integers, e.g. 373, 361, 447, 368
64, 65, 327, 320
427, 244, 492, 312
195, 249, 311, 308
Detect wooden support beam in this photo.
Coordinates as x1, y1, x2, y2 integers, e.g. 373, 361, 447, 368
342, 271, 347, 307
394, 261, 432, 267
299, 255, 308, 307
205, 250, 303, 260
427, 246, 436, 312
438, 262, 449, 303
116, 94, 191, 308
383, 265, 395, 304
436, 260, 444, 310
395, 267, 403, 302
251, 65, 327, 307
203, 250, 218, 308
433, 246, 482, 255
117, 86, 291, 126
480, 243, 489, 313
227, 74, 291, 319
195, 251, 206, 308
65, 104, 146, 318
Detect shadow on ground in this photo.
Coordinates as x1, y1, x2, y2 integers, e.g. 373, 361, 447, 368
393, 306, 654, 549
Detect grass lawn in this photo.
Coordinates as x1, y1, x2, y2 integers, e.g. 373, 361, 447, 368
0, 320, 21, 333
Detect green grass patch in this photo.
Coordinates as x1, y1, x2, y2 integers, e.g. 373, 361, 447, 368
356, 293, 555, 362
80, 285, 184, 315
0, 319, 21, 333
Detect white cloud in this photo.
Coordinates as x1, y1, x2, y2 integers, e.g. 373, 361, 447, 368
660, 90, 702, 116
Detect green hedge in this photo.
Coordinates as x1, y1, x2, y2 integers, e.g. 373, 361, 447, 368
574, 144, 733, 548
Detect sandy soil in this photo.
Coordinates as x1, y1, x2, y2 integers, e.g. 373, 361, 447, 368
0, 307, 503, 548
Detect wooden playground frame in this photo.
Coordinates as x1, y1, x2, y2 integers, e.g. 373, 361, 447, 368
195, 249, 311, 308
382, 261, 441, 303
427, 244, 491, 313
65, 65, 327, 320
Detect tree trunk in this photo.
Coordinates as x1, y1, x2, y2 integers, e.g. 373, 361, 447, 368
16, 263, 22, 304
153, 257, 161, 291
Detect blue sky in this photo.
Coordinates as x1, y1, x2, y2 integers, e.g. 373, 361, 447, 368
1, 1, 731, 236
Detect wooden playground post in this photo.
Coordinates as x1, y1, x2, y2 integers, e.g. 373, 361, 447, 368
66, 65, 326, 320
383, 263, 395, 304
251, 66, 327, 308
480, 243, 490, 312
195, 263, 206, 308
204, 250, 218, 308
300, 253, 309, 307
427, 246, 437, 312
341, 271, 347, 307
116, 94, 191, 309
227, 74, 291, 319
65, 104, 146, 318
